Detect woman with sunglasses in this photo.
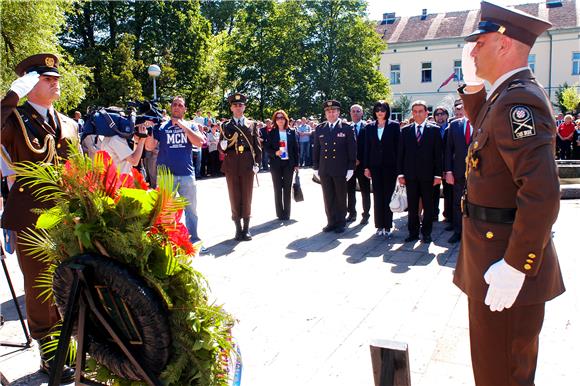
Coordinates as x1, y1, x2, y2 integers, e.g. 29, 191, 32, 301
265, 110, 299, 220
363, 101, 401, 236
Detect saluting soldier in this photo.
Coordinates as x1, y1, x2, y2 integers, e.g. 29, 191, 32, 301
455, 2, 565, 385
1, 54, 78, 382
313, 100, 356, 233
219, 93, 262, 241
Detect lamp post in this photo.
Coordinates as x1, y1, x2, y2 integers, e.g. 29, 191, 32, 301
147, 64, 161, 101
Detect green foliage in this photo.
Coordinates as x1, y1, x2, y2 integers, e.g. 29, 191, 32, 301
393, 94, 412, 120
560, 84, 580, 113
0, 0, 90, 112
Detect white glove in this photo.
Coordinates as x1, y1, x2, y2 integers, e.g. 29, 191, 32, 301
461, 43, 483, 86
10, 71, 40, 98
483, 258, 525, 312
346, 170, 354, 181
252, 164, 259, 174
313, 170, 319, 179
220, 140, 228, 151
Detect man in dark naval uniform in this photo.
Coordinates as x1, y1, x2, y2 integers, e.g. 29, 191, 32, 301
219, 93, 262, 241
455, 2, 565, 385
313, 100, 356, 233
1, 54, 78, 382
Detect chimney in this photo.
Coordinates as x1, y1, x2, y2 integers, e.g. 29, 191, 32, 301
421, 9, 428, 20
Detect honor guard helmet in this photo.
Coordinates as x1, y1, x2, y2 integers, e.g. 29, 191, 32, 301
15, 53, 60, 77
323, 100, 341, 111
227, 93, 247, 105
465, 1, 552, 47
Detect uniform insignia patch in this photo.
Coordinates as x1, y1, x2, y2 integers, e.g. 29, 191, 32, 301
510, 105, 536, 140
337, 132, 345, 137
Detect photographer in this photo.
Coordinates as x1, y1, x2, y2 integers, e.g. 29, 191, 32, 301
99, 121, 154, 174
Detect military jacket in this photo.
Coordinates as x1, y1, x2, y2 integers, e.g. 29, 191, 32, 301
454, 69, 565, 305
1, 90, 79, 231
219, 117, 262, 175
312, 121, 356, 177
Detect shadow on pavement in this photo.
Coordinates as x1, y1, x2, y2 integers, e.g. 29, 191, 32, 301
0, 295, 26, 322
285, 232, 342, 259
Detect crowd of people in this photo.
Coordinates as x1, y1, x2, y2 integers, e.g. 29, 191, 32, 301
555, 112, 580, 160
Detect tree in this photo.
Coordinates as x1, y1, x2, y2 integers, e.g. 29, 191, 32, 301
393, 94, 412, 120
560, 85, 580, 114
0, 0, 90, 112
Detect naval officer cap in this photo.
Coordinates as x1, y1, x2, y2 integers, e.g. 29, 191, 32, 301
15, 53, 61, 77
227, 92, 247, 105
465, 1, 552, 47
323, 100, 341, 110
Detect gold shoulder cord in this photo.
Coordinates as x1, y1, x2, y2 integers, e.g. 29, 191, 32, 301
218, 121, 239, 148
0, 108, 57, 169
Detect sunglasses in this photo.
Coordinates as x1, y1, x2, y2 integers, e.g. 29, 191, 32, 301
434, 112, 448, 116
275, 116, 285, 120
375, 108, 388, 112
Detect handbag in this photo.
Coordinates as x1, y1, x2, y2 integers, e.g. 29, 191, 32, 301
292, 171, 304, 202
389, 184, 408, 213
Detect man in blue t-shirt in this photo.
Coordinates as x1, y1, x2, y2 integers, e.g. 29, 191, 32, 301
145, 96, 207, 253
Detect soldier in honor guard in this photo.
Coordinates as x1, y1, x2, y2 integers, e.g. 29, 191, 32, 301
455, 2, 565, 385
312, 100, 356, 233
219, 93, 262, 241
1, 54, 78, 382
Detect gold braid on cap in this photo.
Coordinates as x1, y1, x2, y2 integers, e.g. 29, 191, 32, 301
0, 108, 58, 168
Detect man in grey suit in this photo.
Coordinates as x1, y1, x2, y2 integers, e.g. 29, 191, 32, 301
444, 103, 472, 243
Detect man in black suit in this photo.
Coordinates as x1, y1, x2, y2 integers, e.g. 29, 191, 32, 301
433, 106, 451, 225
346, 104, 371, 225
445, 103, 472, 243
313, 100, 357, 233
397, 100, 442, 243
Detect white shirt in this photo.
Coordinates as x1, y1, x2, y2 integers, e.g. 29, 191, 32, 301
353, 121, 362, 135
415, 122, 425, 135
487, 66, 529, 100
28, 101, 54, 123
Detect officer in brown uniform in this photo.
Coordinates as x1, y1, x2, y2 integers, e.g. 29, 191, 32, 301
219, 93, 262, 241
454, 3, 565, 385
1, 54, 78, 381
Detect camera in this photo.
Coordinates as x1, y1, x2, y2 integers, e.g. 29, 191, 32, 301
81, 100, 163, 141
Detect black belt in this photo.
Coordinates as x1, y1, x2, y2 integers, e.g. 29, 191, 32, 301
464, 202, 516, 224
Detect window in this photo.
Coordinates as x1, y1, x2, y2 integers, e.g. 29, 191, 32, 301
573, 52, 580, 75
454, 60, 463, 81
391, 108, 402, 122
421, 62, 432, 83
528, 54, 536, 73
390, 64, 401, 85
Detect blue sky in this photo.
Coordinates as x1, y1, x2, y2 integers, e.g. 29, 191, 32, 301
365, 0, 542, 20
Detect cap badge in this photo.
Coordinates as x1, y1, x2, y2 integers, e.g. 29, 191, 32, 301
497, 25, 506, 34
45, 57, 55, 67
327, 102, 332, 106
235, 94, 241, 100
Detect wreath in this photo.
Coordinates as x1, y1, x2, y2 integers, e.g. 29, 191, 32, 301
12, 144, 237, 385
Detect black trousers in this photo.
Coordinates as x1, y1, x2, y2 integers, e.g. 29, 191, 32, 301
443, 179, 453, 222
452, 178, 465, 234
557, 138, 572, 160
320, 175, 347, 228
208, 150, 221, 176
370, 167, 397, 230
432, 183, 441, 220
406, 179, 434, 237
347, 165, 371, 218
468, 299, 545, 386
270, 161, 293, 219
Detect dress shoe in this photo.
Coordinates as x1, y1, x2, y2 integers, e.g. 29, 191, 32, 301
444, 224, 454, 231
360, 215, 370, 225
241, 218, 252, 241
375, 228, 385, 236
234, 219, 243, 241
422, 235, 433, 243
346, 214, 356, 222
447, 233, 461, 243
38, 338, 76, 384
322, 224, 336, 232
334, 226, 345, 233
404, 235, 419, 243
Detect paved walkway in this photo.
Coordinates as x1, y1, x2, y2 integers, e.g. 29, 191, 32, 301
1, 170, 578, 385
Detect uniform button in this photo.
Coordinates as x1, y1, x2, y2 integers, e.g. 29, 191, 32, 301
333, 149, 336, 152
524, 264, 532, 270
324, 156, 328, 159
485, 231, 494, 239
333, 142, 336, 145
325, 142, 328, 145
528, 253, 536, 259
57, 143, 61, 148
526, 259, 534, 264
474, 142, 479, 149
19, 187, 24, 192
333, 156, 336, 159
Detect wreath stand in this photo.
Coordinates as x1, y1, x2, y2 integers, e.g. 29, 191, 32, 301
0, 243, 32, 349
49, 261, 163, 386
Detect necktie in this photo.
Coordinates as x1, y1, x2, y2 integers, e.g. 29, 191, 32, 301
47, 110, 58, 135
465, 121, 471, 145
416, 125, 422, 142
